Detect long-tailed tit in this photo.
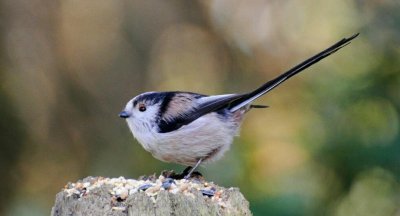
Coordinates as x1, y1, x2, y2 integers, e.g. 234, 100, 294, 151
119, 33, 359, 178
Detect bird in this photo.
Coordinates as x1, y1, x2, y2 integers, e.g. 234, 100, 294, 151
119, 33, 359, 179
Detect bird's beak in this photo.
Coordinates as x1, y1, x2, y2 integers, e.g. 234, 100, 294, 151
119, 111, 131, 118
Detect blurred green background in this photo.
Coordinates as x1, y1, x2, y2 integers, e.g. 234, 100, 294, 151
1, 0, 399, 215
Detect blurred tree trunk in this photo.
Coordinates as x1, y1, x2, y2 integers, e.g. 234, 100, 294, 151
0, 1, 27, 215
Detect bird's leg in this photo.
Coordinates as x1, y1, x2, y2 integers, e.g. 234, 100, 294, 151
184, 158, 203, 179
166, 159, 203, 179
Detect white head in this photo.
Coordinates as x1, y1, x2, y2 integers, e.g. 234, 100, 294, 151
119, 92, 163, 135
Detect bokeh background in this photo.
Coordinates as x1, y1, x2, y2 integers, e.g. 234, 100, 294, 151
1, 0, 399, 215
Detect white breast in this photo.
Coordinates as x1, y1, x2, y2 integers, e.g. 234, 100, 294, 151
128, 112, 242, 166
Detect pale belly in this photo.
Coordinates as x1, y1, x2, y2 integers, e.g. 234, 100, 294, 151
132, 112, 241, 166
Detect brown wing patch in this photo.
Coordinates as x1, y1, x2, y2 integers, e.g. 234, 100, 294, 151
162, 93, 196, 121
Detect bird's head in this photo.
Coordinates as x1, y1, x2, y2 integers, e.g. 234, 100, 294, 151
119, 92, 163, 133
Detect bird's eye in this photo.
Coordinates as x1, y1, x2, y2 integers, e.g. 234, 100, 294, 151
138, 104, 146, 112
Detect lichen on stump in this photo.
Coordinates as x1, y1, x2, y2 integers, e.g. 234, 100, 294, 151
51, 173, 252, 216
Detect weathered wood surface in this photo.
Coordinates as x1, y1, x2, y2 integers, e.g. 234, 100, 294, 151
51, 176, 252, 216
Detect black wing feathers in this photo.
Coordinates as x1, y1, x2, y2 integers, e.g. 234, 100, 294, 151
157, 93, 244, 133
156, 33, 359, 133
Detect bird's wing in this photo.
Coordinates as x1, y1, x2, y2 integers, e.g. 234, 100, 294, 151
157, 93, 245, 133
157, 33, 359, 133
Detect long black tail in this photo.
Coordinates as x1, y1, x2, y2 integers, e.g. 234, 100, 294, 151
229, 33, 359, 112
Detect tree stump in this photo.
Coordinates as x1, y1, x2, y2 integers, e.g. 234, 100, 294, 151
51, 174, 252, 216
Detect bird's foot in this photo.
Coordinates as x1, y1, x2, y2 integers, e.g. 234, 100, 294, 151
162, 166, 203, 180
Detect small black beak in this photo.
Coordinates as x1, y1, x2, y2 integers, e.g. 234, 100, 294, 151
119, 111, 131, 118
